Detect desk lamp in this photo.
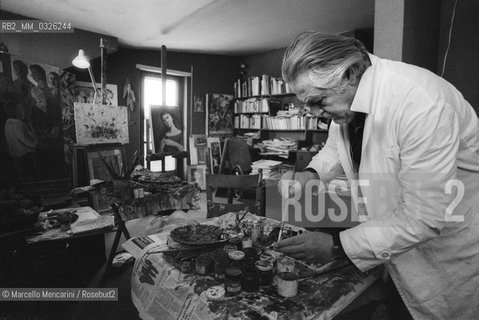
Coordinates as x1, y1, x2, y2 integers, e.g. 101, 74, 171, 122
72, 49, 98, 104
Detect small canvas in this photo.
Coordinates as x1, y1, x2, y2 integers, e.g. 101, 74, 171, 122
207, 137, 222, 174
74, 102, 129, 145
188, 165, 206, 190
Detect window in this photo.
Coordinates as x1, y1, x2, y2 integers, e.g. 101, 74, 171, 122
143, 76, 179, 171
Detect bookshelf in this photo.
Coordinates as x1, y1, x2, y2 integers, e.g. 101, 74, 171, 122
232, 75, 329, 164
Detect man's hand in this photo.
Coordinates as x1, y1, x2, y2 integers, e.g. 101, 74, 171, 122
273, 232, 334, 263
277, 170, 317, 199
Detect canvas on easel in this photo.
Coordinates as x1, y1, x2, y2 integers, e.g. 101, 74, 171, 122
150, 105, 185, 154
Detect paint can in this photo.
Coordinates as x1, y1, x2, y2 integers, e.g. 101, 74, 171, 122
277, 272, 298, 298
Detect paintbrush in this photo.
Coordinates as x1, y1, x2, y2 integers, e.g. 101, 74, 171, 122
289, 166, 297, 198
277, 166, 297, 243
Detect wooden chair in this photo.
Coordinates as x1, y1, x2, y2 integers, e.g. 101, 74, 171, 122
205, 172, 265, 218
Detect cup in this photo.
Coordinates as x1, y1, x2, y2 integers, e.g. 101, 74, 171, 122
277, 272, 298, 297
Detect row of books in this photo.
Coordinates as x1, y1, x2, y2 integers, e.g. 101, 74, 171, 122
234, 114, 262, 129
234, 115, 328, 130
234, 75, 292, 98
263, 115, 324, 130
234, 97, 270, 113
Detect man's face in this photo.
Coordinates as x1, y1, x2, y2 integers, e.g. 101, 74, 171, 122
292, 73, 358, 125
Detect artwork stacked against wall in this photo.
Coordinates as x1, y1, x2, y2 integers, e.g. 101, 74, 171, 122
0, 53, 72, 187
189, 93, 234, 178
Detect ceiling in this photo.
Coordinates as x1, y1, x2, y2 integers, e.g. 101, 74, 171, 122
1, 0, 375, 55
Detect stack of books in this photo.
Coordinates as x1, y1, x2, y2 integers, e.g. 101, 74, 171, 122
254, 138, 297, 158
251, 159, 283, 179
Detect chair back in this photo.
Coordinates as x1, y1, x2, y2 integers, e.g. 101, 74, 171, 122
205, 173, 264, 218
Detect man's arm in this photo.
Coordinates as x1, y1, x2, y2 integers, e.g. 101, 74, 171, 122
340, 102, 459, 271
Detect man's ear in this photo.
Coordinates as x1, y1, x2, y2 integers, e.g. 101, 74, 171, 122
343, 67, 359, 86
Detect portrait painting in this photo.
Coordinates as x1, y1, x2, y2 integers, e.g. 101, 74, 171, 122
206, 93, 234, 135
150, 105, 185, 154
74, 102, 129, 145
188, 165, 206, 190
0, 54, 66, 186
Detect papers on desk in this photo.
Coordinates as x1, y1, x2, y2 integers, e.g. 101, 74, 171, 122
122, 233, 168, 259
70, 206, 114, 234
25, 206, 113, 243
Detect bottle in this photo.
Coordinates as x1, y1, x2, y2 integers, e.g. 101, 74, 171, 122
242, 251, 259, 292
213, 255, 229, 282
196, 253, 212, 276
225, 267, 242, 296
255, 260, 273, 286
228, 250, 245, 269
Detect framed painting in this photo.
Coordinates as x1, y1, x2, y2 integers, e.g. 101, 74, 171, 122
206, 93, 234, 135
74, 102, 129, 145
207, 137, 222, 174
150, 105, 185, 154
188, 165, 206, 190
74, 81, 118, 106
189, 134, 208, 165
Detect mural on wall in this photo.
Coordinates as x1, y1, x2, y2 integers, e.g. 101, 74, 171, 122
59, 71, 77, 166
73, 81, 118, 106
74, 102, 129, 145
150, 105, 185, 154
123, 77, 136, 112
0, 54, 65, 185
206, 93, 234, 135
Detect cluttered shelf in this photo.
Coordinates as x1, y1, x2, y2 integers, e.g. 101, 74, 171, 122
233, 92, 296, 100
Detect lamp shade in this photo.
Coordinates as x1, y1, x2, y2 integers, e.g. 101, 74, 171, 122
72, 49, 90, 69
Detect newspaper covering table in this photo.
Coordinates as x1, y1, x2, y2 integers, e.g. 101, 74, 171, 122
130, 213, 378, 320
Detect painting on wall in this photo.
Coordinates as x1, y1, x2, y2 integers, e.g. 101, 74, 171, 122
74, 102, 129, 145
150, 105, 185, 154
74, 81, 118, 106
194, 95, 204, 112
0, 54, 66, 185
123, 77, 136, 112
206, 93, 234, 135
